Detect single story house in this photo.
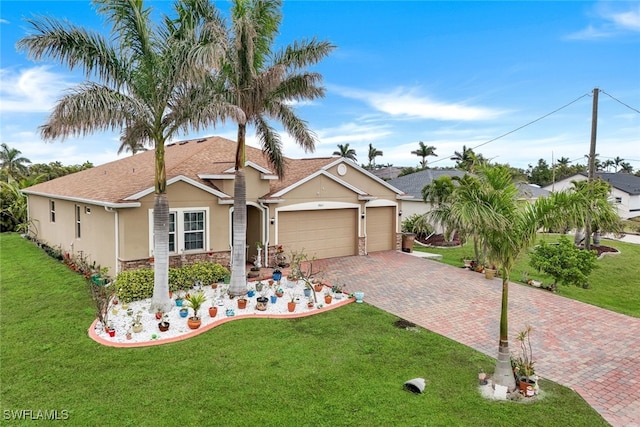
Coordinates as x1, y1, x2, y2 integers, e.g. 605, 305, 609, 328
23, 136, 409, 275
543, 172, 640, 219
387, 169, 467, 218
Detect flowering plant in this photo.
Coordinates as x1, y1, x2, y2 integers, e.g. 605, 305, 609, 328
511, 325, 535, 379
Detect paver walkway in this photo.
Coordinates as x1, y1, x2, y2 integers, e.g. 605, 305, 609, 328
314, 251, 640, 427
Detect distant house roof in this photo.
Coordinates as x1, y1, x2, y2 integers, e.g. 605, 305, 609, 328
370, 166, 405, 180
389, 169, 550, 201
388, 169, 467, 199
515, 182, 550, 200
584, 172, 640, 196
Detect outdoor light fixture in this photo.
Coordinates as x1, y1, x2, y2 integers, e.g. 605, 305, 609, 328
361, 213, 365, 219
398, 210, 403, 216
270, 217, 275, 225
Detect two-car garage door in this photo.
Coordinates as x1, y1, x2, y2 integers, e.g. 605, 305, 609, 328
277, 206, 395, 259
278, 209, 357, 259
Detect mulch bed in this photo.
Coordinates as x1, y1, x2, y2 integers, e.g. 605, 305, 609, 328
418, 234, 619, 258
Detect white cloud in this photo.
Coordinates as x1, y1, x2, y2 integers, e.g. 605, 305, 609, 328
0, 66, 74, 113
332, 85, 504, 121
607, 5, 640, 31
566, 2, 640, 40
0, 19, 9, 24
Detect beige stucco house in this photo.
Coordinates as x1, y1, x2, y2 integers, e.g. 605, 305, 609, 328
23, 136, 408, 275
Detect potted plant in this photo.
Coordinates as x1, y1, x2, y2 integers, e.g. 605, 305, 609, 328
175, 290, 185, 307
179, 307, 189, 318
186, 291, 207, 329
237, 295, 248, 309
287, 292, 297, 312
131, 312, 143, 333
158, 314, 170, 332
324, 290, 332, 304
332, 283, 344, 300
484, 263, 497, 280
208, 304, 218, 317
512, 325, 537, 396
272, 268, 282, 281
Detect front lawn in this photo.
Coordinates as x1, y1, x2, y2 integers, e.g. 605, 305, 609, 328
0, 233, 608, 426
414, 234, 640, 318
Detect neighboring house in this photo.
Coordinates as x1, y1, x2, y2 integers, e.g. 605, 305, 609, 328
370, 166, 405, 181
515, 182, 551, 202
23, 136, 408, 275
388, 169, 467, 218
543, 172, 640, 219
389, 169, 550, 234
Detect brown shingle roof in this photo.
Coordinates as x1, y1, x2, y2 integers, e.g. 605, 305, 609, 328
22, 136, 338, 205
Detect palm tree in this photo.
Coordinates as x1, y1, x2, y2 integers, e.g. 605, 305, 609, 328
117, 139, 149, 156
367, 143, 383, 170
450, 145, 482, 172
0, 143, 32, 181
565, 179, 621, 250
556, 156, 571, 167
619, 162, 634, 174
429, 165, 601, 391
18, 0, 227, 312
210, 0, 334, 296
602, 159, 615, 172
411, 141, 437, 169
613, 156, 625, 172
333, 143, 357, 162
421, 175, 454, 207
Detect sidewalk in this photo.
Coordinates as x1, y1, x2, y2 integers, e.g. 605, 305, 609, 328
315, 251, 640, 427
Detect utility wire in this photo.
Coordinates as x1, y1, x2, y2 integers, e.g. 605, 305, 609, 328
430, 92, 592, 166
600, 89, 640, 114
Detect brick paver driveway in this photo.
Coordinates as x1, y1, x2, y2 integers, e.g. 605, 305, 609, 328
315, 251, 640, 427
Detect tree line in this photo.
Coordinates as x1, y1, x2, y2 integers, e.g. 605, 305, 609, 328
332, 141, 638, 184
0, 143, 93, 232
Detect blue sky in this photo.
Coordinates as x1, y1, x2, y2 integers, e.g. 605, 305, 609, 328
1, 1, 639, 172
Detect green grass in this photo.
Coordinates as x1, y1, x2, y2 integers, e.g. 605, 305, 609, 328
0, 233, 608, 426
415, 234, 640, 318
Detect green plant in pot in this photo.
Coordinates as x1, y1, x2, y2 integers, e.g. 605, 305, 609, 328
186, 291, 207, 329
512, 325, 537, 396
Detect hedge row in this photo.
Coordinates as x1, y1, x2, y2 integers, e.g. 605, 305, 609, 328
114, 262, 229, 302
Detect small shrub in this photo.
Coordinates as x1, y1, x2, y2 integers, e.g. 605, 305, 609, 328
529, 236, 598, 288
401, 214, 433, 239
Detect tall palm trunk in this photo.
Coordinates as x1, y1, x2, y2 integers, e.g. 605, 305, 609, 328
229, 168, 247, 296
151, 143, 171, 312
229, 124, 248, 296
151, 193, 172, 312
494, 272, 516, 391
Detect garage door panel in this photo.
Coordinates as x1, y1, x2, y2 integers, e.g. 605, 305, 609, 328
279, 209, 357, 259
366, 207, 394, 252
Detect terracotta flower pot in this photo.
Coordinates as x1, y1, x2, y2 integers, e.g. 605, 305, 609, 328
324, 295, 332, 304
208, 306, 218, 317
237, 298, 248, 309
187, 317, 202, 330
314, 284, 324, 292
158, 321, 170, 332
287, 302, 296, 312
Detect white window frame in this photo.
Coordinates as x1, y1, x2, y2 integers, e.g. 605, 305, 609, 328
614, 196, 622, 204
75, 205, 81, 239
50, 200, 56, 223
148, 207, 209, 255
